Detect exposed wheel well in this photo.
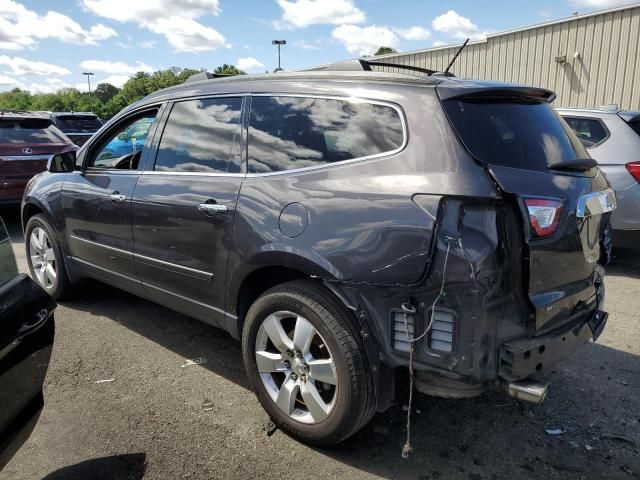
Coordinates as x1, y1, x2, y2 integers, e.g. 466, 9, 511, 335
22, 203, 43, 230
236, 266, 309, 332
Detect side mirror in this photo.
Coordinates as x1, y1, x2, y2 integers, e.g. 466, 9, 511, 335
47, 151, 77, 173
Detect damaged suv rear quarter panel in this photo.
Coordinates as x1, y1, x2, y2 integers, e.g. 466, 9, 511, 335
227, 81, 498, 294
227, 80, 506, 383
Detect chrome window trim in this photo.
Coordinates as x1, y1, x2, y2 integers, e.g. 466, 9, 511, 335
70, 235, 213, 279
141, 170, 246, 178
0, 155, 51, 161
245, 93, 408, 177
82, 169, 141, 175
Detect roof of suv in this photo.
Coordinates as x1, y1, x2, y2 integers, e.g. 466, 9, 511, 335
0, 110, 51, 121
130, 70, 554, 113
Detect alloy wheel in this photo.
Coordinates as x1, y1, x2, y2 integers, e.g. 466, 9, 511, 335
29, 227, 57, 290
255, 311, 338, 424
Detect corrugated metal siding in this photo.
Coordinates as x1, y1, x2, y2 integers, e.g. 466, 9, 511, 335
372, 5, 640, 110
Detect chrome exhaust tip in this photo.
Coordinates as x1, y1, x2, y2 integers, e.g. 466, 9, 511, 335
505, 379, 548, 405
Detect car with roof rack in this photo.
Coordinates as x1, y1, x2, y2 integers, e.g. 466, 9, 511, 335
557, 105, 640, 247
21, 61, 615, 446
0, 110, 77, 205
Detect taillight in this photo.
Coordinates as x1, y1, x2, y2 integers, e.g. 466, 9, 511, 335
524, 198, 563, 238
625, 161, 640, 183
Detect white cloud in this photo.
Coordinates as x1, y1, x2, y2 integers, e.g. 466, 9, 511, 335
331, 24, 399, 56
75, 74, 130, 90
0, 55, 70, 76
80, 60, 154, 75
274, 0, 365, 29
0, 74, 18, 86
432, 10, 489, 41
568, 0, 637, 8
394, 26, 431, 41
147, 17, 229, 52
82, 0, 227, 52
432, 40, 448, 47
237, 57, 265, 72
0, 0, 117, 50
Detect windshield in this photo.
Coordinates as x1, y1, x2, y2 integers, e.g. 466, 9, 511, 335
55, 115, 102, 132
0, 118, 69, 144
442, 98, 589, 172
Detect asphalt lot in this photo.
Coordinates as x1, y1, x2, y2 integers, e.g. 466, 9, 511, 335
1, 208, 638, 480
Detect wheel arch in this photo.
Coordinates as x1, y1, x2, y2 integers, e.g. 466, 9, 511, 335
229, 253, 389, 412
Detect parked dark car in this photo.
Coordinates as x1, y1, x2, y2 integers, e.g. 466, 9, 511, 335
50, 112, 103, 147
0, 111, 77, 205
0, 216, 55, 470
22, 67, 615, 445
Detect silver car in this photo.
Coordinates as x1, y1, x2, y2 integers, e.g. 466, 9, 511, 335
558, 106, 640, 247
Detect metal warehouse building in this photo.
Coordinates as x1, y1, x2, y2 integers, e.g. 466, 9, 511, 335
350, 4, 640, 110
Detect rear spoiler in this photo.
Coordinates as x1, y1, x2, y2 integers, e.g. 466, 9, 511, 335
436, 84, 556, 103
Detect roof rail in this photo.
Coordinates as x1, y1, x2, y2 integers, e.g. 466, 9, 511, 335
319, 59, 441, 76
185, 71, 236, 83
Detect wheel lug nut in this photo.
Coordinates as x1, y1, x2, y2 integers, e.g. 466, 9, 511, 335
283, 360, 291, 368
290, 373, 298, 381
286, 349, 293, 357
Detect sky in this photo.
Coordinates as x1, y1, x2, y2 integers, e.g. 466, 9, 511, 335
0, 0, 637, 93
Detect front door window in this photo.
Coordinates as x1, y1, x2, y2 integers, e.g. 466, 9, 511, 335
90, 114, 157, 170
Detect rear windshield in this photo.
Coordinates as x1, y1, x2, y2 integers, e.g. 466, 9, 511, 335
442, 99, 589, 171
55, 115, 102, 132
0, 118, 69, 144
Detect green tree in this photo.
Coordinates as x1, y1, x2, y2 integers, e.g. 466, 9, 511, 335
374, 46, 397, 56
94, 83, 119, 103
213, 64, 246, 75
0, 66, 240, 121
0, 88, 33, 110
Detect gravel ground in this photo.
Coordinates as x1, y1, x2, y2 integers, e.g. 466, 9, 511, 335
1, 209, 638, 480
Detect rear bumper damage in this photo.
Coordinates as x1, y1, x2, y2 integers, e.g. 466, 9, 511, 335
325, 196, 611, 409
499, 308, 607, 381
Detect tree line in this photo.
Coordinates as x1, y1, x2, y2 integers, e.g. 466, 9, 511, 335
0, 65, 245, 120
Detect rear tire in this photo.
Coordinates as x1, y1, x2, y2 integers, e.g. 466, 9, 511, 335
242, 280, 375, 446
25, 214, 72, 300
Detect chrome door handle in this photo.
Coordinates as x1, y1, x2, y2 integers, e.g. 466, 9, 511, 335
198, 203, 228, 214
109, 192, 127, 203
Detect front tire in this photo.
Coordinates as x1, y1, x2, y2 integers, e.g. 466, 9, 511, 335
25, 214, 72, 300
242, 280, 375, 446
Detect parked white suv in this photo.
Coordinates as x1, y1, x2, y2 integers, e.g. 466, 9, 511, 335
558, 105, 640, 247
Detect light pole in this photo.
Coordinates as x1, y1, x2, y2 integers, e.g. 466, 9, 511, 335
272, 40, 286, 71
83, 72, 94, 112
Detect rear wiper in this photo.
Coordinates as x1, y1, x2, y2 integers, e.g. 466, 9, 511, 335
548, 158, 597, 171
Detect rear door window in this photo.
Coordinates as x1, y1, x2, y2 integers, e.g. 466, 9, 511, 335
155, 97, 243, 173
248, 96, 404, 174
0, 118, 68, 144
561, 116, 609, 148
442, 99, 589, 172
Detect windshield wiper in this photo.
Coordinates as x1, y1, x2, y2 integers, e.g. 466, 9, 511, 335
548, 158, 597, 171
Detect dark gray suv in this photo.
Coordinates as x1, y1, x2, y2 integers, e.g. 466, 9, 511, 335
22, 68, 615, 445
